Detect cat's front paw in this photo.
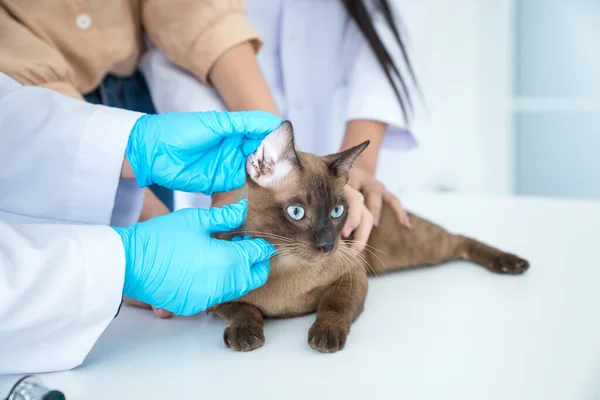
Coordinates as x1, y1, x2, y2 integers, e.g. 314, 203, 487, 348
308, 321, 349, 353
492, 253, 530, 275
224, 324, 265, 352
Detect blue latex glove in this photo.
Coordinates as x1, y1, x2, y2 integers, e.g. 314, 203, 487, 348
112, 200, 275, 315
126, 110, 282, 194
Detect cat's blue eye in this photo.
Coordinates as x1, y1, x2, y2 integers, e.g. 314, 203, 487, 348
287, 205, 305, 221
330, 205, 344, 219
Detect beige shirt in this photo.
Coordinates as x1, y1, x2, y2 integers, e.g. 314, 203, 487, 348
0, 0, 261, 99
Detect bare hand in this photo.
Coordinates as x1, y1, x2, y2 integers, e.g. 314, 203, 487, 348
138, 188, 170, 222
342, 185, 374, 252
342, 161, 410, 252
211, 188, 245, 208
122, 297, 174, 319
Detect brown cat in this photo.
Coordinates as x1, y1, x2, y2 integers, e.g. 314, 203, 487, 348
213, 121, 529, 353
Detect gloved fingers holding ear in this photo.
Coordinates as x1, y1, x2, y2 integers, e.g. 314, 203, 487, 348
125, 110, 282, 194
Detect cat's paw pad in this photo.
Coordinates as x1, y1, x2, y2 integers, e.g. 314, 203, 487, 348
223, 324, 265, 352
308, 322, 349, 353
492, 254, 529, 275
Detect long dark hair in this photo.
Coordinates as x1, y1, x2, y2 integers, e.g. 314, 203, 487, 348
341, 0, 418, 122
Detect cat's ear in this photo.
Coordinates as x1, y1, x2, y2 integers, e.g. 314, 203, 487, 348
246, 120, 301, 187
326, 140, 370, 180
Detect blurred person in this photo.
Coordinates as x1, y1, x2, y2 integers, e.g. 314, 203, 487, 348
0, 0, 271, 225
0, 0, 419, 318
141, 0, 420, 318
143, 0, 419, 265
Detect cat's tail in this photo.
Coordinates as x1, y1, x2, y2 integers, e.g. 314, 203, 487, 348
457, 236, 529, 275
363, 203, 529, 276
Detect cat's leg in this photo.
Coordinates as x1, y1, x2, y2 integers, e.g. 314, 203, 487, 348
213, 302, 265, 352
308, 268, 368, 353
365, 204, 529, 275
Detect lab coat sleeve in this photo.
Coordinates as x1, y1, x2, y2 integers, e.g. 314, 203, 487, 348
0, 222, 125, 374
344, 2, 419, 151
0, 73, 143, 225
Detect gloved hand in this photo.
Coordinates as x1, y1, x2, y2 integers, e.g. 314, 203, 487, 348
126, 111, 282, 194
112, 200, 275, 315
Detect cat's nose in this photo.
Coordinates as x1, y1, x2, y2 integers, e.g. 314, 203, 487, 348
316, 242, 335, 253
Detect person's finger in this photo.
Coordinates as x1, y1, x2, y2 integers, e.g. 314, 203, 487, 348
382, 189, 411, 229
342, 186, 364, 237
211, 190, 243, 208
152, 306, 174, 319
249, 259, 271, 289
204, 199, 248, 233
350, 206, 374, 252
204, 110, 283, 139
123, 297, 152, 310
364, 182, 383, 226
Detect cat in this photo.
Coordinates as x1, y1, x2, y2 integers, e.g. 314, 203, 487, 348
212, 121, 529, 353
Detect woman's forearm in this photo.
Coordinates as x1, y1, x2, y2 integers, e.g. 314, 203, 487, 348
207, 41, 279, 206
208, 42, 279, 114
341, 120, 387, 172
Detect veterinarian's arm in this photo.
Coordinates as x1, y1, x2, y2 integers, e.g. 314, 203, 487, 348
0, 203, 276, 374
0, 5, 169, 226
0, 221, 126, 374
0, 73, 141, 225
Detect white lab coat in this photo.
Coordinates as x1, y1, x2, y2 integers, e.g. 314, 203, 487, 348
0, 73, 140, 373
140, 0, 419, 210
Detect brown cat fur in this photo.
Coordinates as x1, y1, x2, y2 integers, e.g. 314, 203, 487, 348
213, 122, 529, 353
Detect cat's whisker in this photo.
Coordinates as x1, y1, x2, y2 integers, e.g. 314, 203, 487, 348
276, 243, 312, 250
341, 245, 377, 277
282, 251, 295, 273
274, 245, 314, 259
344, 246, 373, 272
228, 234, 295, 244
337, 249, 355, 298
351, 249, 378, 277
270, 249, 299, 261
227, 230, 297, 243
333, 252, 345, 292
342, 240, 388, 254
342, 243, 382, 276
359, 251, 383, 276
336, 250, 349, 287
282, 250, 297, 272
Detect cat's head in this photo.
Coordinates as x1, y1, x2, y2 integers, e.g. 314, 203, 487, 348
244, 121, 369, 264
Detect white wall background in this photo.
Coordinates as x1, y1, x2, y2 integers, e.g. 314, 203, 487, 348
379, 0, 599, 201
378, 0, 508, 195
